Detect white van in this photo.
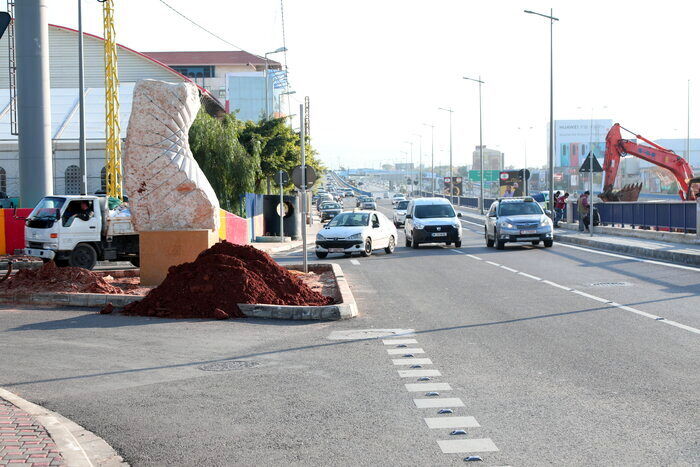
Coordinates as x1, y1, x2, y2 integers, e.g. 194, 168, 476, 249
404, 198, 463, 248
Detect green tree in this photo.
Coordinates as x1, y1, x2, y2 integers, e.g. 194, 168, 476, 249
189, 110, 259, 214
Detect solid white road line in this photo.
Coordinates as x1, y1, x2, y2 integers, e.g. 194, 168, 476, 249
414, 398, 465, 408
350, 259, 361, 265
424, 416, 480, 429
437, 439, 499, 453
397, 369, 442, 378
382, 338, 418, 345
558, 242, 700, 272
392, 358, 433, 365
404, 382, 452, 392
386, 348, 425, 355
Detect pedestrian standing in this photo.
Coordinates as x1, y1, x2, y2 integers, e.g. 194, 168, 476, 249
554, 192, 568, 227
578, 191, 590, 231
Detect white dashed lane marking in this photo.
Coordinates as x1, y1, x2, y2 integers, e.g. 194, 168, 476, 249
350, 259, 361, 265
386, 348, 425, 355
382, 338, 417, 345
414, 398, 465, 408
404, 382, 452, 392
456, 251, 700, 335
424, 416, 480, 429
397, 369, 441, 378
392, 358, 433, 365
437, 439, 500, 454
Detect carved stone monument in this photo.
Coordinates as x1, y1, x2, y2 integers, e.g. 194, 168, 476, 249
123, 79, 220, 285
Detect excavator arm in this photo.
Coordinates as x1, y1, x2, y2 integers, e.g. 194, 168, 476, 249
601, 123, 697, 201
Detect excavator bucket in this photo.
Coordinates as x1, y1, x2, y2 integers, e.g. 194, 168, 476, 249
598, 183, 642, 202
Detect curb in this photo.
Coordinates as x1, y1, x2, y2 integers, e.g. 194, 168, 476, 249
238, 262, 358, 320
0, 388, 127, 466
0, 293, 141, 308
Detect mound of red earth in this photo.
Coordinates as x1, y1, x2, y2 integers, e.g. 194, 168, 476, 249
0, 261, 124, 295
121, 241, 334, 320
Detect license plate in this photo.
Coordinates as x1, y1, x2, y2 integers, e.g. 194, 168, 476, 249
520, 230, 537, 235
432, 232, 448, 237
519, 237, 539, 241
329, 248, 345, 253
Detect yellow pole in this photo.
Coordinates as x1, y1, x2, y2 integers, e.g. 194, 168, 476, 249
102, 0, 122, 199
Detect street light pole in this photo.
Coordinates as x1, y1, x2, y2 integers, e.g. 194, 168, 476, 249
404, 141, 414, 195
423, 123, 435, 195
77, 0, 87, 195
438, 107, 454, 203
463, 76, 485, 213
413, 133, 422, 195
524, 8, 559, 217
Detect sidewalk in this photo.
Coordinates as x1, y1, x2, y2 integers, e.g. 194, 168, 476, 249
455, 206, 700, 267
250, 221, 322, 255
0, 389, 126, 466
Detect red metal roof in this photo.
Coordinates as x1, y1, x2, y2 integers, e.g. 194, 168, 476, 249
142, 51, 281, 68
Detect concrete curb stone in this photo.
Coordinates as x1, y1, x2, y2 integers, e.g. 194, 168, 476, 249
0, 387, 128, 466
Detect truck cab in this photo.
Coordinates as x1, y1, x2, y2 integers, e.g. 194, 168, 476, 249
24, 195, 139, 269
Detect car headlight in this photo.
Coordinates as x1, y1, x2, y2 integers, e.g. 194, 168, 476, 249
316, 233, 326, 241
539, 218, 552, 227
500, 221, 515, 229
413, 221, 425, 229
453, 221, 461, 228
347, 233, 363, 240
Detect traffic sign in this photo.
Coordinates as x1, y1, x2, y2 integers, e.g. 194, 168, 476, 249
275, 170, 290, 186
467, 170, 500, 182
579, 152, 603, 173
291, 165, 317, 189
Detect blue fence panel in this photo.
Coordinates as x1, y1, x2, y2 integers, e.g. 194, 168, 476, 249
594, 201, 696, 232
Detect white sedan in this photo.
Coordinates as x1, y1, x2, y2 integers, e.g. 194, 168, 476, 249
315, 210, 397, 258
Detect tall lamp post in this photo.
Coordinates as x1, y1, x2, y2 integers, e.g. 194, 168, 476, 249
463, 75, 485, 213
438, 107, 454, 204
404, 141, 414, 195
279, 90, 296, 116
264, 47, 287, 119
412, 133, 423, 195
524, 8, 558, 216
423, 123, 435, 195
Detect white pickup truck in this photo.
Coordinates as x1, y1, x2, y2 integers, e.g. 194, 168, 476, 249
23, 195, 139, 270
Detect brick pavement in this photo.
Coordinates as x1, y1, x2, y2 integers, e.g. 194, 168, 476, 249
0, 398, 64, 466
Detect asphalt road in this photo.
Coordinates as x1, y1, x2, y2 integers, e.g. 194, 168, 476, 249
0, 194, 698, 465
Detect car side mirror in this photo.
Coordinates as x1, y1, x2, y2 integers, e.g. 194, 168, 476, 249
489, 212, 497, 217
55, 208, 61, 219
545, 209, 552, 217
457, 213, 462, 218
405, 214, 412, 219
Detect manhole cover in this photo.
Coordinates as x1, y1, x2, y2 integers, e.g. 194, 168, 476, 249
589, 282, 632, 288
199, 360, 261, 372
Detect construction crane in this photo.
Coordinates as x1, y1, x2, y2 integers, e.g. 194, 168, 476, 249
98, 0, 122, 199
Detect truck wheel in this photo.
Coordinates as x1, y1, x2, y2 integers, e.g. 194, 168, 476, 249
68, 244, 97, 270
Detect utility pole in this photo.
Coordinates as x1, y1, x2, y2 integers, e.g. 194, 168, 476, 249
300, 103, 307, 273
413, 133, 422, 195
525, 8, 559, 217
463, 76, 485, 213
423, 123, 435, 195
438, 107, 454, 204
77, 0, 87, 195
16, 0, 53, 206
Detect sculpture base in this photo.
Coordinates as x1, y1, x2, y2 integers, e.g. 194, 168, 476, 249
139, 230, 218, 286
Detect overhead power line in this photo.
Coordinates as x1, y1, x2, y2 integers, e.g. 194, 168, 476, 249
156, 0, 246, 51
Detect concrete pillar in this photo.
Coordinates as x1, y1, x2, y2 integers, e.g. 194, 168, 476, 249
16, 0, 53, 207
696, 198, 700, 240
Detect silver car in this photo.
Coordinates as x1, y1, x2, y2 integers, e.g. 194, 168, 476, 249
484, 197, 554, 249
393, 199, 409, 226
360, 197, 377, 210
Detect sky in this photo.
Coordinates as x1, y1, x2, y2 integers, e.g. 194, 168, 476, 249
48, 0, 700, 171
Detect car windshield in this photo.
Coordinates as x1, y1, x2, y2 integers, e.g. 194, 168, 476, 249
363, 198, 375, 203
327, 212, 369, 227
396, 200, 409, 209
414, 204, 455, 218
321, 203, 341, 209
498, 201, 543, 216
29, 196, 66, 219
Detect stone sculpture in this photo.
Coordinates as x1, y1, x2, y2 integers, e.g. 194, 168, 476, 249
123, 79, 219, 231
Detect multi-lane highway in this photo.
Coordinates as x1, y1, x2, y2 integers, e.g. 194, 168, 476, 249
0, 194, 697, 465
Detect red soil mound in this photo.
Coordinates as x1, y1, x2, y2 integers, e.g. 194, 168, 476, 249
122, 242, 334, 320
0, 261, 124, 295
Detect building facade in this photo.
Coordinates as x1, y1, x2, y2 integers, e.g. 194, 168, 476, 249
472, 146, 504, 171
0, 25, 218, 202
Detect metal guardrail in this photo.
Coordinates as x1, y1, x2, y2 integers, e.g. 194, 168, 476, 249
568, 201, 697, 233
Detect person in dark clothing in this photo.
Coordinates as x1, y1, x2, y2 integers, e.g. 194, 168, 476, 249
63, 201, 93, 226
554, 192, 569, 227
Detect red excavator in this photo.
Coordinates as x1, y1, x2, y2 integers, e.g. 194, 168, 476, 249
599, 123, 700, 201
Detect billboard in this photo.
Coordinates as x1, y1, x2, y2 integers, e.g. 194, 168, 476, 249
499, 171, 525, 197
554, 119, 612, 168
443, 177, 463, 196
